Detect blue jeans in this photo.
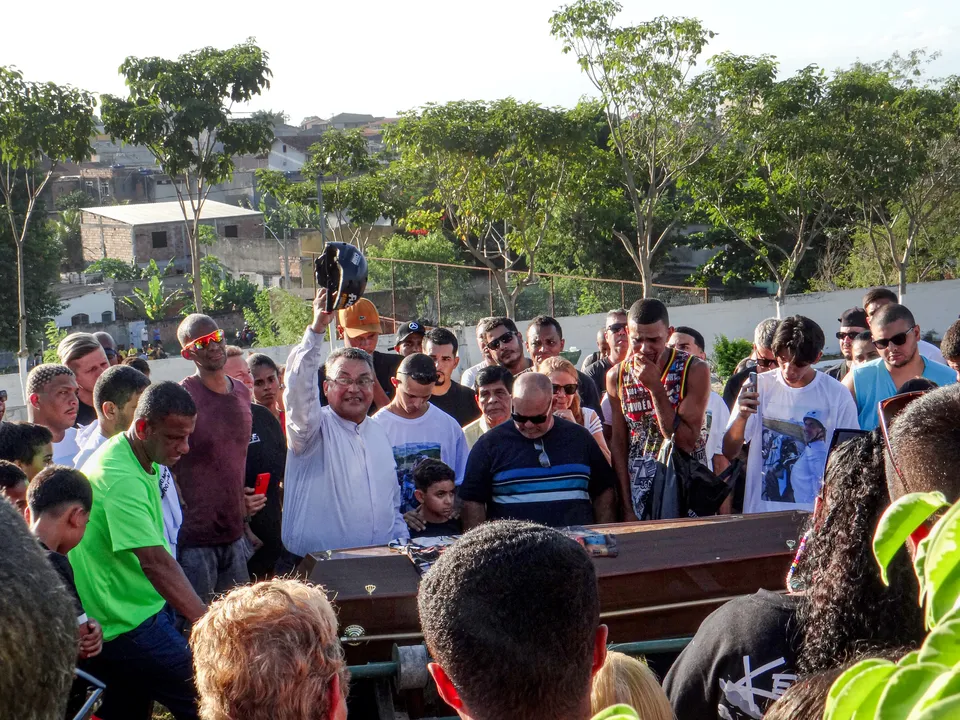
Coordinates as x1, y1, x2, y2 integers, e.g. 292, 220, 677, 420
84, 606, 198, 720
178, 537, 251, 603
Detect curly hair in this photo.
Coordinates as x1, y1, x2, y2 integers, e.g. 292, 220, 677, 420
190, 578, 347, 720
795, 430, 923, 674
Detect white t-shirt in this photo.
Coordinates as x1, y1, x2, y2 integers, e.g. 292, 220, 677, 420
53, 427, 80, 467
582, 406, 603, 436
919, 339, 946, 366
699, 391, 731, 472
372, 404, 470, 513
729, 370, 859, 514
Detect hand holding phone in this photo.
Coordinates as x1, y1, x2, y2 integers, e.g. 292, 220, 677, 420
737, 371, 760, 419
254, 473, 270, 496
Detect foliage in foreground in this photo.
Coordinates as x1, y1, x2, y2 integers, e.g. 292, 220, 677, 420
243, 288, 313, 347
824, 492, 960, 719
711, 335, 753, 381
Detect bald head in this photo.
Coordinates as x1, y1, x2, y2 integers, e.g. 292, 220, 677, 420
177, 314, 219, 347
512, 373, 555, 438
514, 372, 553, 405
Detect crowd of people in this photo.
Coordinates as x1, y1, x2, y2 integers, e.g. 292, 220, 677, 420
1, 283, 959, 720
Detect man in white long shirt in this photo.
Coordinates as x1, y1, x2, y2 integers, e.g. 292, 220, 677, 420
282, 290, 409, 563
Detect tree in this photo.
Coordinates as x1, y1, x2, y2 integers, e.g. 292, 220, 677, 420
0, 67, 95, 384
550, 2, 720, 297
243, 288, 312, 347
386, 99, 587, 317
100, 39, 274, 311
54, 189, 97, 211
831, 54, 960, 298
687, 56, 848, 316
184, 255, 258, 313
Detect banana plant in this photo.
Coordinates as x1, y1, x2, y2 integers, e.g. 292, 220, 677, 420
120, 274, 185, 321
824, 492, 960, 719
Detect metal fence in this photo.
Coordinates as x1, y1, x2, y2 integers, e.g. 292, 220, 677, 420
364, 257, 709, 331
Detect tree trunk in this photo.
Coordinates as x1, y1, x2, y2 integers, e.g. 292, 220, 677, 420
16, 238, 29, 397
491, 270, 515, 318
190, 218, 203, 312
898, 264, 907, 301
639, 251, 653, 299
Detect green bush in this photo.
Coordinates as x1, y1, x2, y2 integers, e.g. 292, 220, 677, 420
712, 334, 753, 380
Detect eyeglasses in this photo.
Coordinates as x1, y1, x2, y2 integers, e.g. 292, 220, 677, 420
533, 439, 551, 468
185, 329, 224, 352
605, 322, 627, 334
552, 383, 579, 396
332, 375, 375, 389
873, 326, 917, 349
755, 356, 778, 370
486, 332, 518, 351
836, 331, 861, 340
512, 410, 548, 425
879, 390, 927, 485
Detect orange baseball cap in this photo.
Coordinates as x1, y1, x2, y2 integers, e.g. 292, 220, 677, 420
338, 298, 381, 337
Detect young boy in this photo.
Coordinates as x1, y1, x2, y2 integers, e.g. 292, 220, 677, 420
0, 459, 28, 514
25, 465, 103, 660
0, 421, 53, 480
408, 458, 462, 539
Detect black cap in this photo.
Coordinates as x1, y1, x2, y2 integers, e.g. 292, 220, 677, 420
838, 307, 868, 328
396, 320, 428, 343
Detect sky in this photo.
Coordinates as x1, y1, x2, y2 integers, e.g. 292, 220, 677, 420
5, 0, 960, 124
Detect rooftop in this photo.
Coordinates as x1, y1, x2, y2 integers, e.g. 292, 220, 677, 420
81, 200, 261, 226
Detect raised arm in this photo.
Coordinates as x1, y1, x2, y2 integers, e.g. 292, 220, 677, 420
284, 291, 336, 455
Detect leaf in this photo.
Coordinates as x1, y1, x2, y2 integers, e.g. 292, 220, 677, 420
873, 492, 948, 585
907, 694, 960, 720
907, 667, 960, 718
875, 663, 948, 719
921, 500, 960, 626
824, 660, 897, 720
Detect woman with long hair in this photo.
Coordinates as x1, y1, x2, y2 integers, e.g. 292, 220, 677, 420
537, 356, 611, 463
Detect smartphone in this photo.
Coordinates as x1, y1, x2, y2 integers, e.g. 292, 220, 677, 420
254, 473, 270, 496
746, 371, 758, 393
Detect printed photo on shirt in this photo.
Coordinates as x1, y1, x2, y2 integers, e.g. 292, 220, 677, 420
392, 442, 442, 513
759, 411, 828, 505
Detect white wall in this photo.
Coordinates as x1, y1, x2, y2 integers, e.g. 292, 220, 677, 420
54, 290, 116, 328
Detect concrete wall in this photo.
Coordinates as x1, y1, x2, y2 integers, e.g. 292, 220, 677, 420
54, 290, 116, 328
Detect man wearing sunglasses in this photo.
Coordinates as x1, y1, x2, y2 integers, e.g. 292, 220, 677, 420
825, 308, 869, 382
174, 315, 254, 604
479, 317, 534, 377
862, 287, 946, 365
722, 318, 780, 411
460, 372, 615, 531
843, 303, 956, 429
584, 309, 630, 400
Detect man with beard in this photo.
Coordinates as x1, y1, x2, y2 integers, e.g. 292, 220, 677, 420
173, 315, 253, 603
583, 309, 630, 400
394, 320, 428, 357
479, 317, 533, 377
825, 308, 869, 382
424, 327, 481, 426
843, 303, 956, 428
862, 288, 945, 364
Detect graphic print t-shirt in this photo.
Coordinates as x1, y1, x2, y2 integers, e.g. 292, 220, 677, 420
371, 404, 469, 513
730, 370, 859, 514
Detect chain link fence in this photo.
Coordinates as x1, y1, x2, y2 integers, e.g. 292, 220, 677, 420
365, 258, 708, 331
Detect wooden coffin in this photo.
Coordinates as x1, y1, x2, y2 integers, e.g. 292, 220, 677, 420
298, 511, 808, 664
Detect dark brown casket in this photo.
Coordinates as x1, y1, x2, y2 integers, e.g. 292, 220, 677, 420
298, 511, 808, 664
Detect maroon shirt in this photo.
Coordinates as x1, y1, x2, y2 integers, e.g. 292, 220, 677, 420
174, 375, 253, 547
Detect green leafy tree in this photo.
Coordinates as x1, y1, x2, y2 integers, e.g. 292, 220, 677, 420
184, 255, 258, 313
42, 321, 68, 363
712, 334, 754, 381
687, 56, 847, 316
824, 492, 960, 719
100, 39, 274, 312
387, 99, 588, 317
243, 288, 312, 347
120, 274, 185, 321
54, 189, 97, 211
831, 54, 960, 298
550, 2, 720, 297
0, 66, 95, 381
51, 207, 83, 269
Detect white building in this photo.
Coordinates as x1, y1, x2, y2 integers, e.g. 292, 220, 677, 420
54, 285, 116, 328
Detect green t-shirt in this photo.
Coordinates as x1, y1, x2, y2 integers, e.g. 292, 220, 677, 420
591, 705, 640, 720
69, 434, 169, 641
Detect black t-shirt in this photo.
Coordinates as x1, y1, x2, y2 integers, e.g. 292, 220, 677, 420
41, 543, 85, 617
430, 381, 481, 427
581, 350, 601, 371
576, 368, 603, 418
244, 404, 287, 578
460, 417, 614, 527
825, 361, 848, 381
410, 517, 462, 539
76, 401, 97, 427
318, 350, 403, 416
663, 590, 801, 720
583, 357, 613, 399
